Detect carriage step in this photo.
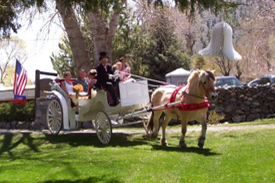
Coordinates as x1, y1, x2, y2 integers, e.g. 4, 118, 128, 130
111, 120, 119, 125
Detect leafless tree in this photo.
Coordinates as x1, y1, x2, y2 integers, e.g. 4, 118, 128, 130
237, 0, 275, 80
0, 37, 27, 85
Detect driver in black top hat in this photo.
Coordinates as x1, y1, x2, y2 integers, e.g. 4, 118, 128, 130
95, 51, 120, 106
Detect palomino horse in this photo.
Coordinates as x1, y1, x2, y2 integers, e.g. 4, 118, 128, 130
147, 70, 218, 149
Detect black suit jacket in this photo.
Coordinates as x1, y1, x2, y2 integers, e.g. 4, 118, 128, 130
96, 63, 114, 88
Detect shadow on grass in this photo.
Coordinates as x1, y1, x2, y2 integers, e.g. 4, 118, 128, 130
151, 145, 221, 156
38, 176, 121, 183
44, 132, 148, 148
0, 132, 40, 157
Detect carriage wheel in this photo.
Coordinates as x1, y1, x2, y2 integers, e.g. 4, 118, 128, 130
94, 111, 112, 145
46, 99, 63, 135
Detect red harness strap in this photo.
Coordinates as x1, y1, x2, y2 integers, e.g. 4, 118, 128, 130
156, 85, 210, 111
169, 85, 184, 103
177, 100, 210, 111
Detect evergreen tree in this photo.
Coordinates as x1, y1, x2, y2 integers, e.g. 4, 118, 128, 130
193, 55, 206, 69
142, 9, 191, 81
50, 37, 77, 78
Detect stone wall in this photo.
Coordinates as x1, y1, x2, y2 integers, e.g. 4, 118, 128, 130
35, 98, 52, 129
2, 84, 275, 130
211, 84, 275, 123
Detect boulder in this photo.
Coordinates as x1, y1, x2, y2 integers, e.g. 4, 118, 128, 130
232, 115, 246, 123
224, 104, 237, 113
246, 113, 261, 121
16, 121, 31, 129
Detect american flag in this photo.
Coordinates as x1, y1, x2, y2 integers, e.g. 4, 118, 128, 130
13, 60, 27, 95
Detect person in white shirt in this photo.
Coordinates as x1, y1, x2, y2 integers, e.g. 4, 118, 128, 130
61, 71, 74, 96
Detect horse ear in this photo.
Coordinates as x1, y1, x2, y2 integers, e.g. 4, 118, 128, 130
211, 70, 215, 74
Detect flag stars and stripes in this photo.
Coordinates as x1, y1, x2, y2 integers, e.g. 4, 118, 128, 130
13, 60, 27, 96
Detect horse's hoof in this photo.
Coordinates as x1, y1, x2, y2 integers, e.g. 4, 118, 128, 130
180, 144, 187, 148
161, 140, 168, 147
198, 142, 204, 149
179, 142, 187, 148
151, 134, 158, 140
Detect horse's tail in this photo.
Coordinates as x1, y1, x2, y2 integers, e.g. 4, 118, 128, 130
146, 88, 163, 134
147, 111, 154, 133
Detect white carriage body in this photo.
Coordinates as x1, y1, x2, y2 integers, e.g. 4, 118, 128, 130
46, 78, 150, 144
78, 80, 149, 122
119, 80, 149, 107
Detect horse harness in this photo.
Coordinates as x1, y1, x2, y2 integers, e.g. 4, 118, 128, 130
153, 85, 210, 112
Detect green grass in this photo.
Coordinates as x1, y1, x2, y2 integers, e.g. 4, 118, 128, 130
0, 120, 275, 183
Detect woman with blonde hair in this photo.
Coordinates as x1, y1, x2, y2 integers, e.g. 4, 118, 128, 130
119, 57, 131, 81
61, 71, 80, 106
61, 71, 74, 96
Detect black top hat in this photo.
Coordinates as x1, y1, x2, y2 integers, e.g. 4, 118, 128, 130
99, 51, 108, 60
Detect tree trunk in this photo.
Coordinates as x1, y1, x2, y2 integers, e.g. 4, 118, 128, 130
88, 9, 120, 67
56, 0, 90, 73
185, 33, 195, 56
215, 57, 232, 76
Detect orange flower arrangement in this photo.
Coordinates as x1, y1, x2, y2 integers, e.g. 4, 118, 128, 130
73, 83, 84, 93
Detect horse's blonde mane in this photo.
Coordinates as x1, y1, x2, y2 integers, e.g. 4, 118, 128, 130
187, 70, 215, 85
187, 70, 200, 85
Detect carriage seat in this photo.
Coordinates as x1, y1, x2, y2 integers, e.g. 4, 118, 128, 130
54, 78, 89, 99
55, 78, 76, 86
50, 78, 79, 107
94, 85, 119, 106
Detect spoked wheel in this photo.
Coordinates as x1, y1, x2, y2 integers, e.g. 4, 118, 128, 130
94, 111, 112, 145
46, 99, 63, 135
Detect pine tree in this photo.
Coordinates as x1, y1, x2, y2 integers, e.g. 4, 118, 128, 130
50, 37, 77, 78
142, 8, 191, 81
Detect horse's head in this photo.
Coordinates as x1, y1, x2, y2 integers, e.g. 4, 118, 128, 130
199, 70, 218, 101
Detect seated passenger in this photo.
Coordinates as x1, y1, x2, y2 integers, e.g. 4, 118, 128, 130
74, 69, 88, 92
112, 62, 123, 80
60, 71, 79, 105
87, 69, 97, 98
61, 71, 74, 96
95, 51, 120, 106
119, 57, 135, 83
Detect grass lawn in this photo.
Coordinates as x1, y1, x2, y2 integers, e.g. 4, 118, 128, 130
0, 120, 275, 183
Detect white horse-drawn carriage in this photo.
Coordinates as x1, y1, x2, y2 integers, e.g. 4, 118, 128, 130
44, 21, 241, 148
46, 78, 150, 145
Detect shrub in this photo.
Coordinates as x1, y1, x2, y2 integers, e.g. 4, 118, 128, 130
0, 100, 35, 122
24, 100, 35, 121
0, 102, 11, 121
207, 110, 224, 124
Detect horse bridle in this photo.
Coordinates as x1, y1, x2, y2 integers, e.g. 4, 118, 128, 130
200, 80, 215, 97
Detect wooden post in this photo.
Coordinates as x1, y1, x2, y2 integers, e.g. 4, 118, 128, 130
35, 70, 58, 100
35, 70, 40, 99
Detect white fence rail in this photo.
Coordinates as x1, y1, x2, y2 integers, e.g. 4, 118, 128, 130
0, 85, 35, 102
